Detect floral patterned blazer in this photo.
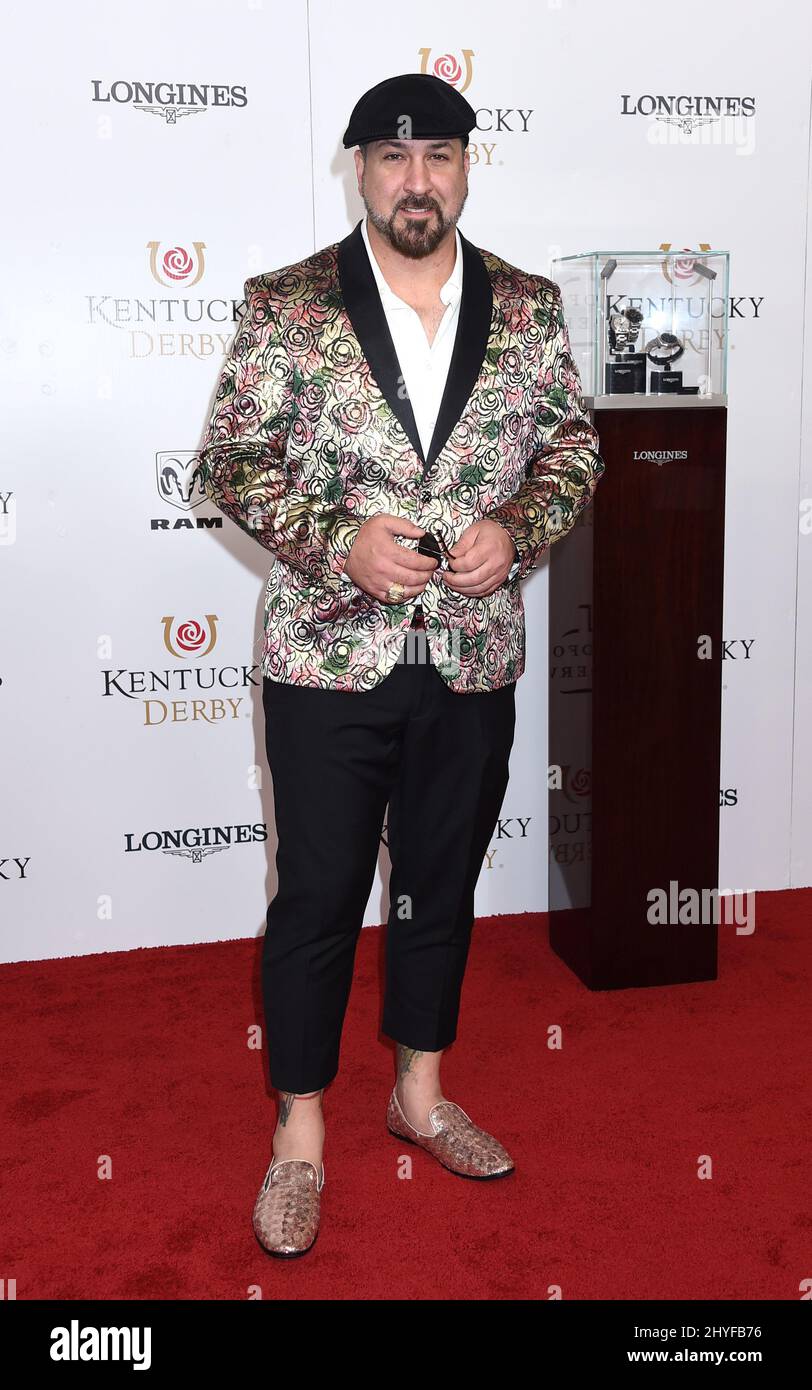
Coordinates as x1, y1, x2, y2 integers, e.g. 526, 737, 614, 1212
198, 220, 605, 693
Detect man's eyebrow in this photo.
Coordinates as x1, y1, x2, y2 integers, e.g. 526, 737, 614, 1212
375, 139, 454, 150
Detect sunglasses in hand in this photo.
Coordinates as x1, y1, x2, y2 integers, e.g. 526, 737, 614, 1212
417, 530, 456, 571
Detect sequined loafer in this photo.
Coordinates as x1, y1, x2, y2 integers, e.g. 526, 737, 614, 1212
252, 1155, 324, 1257
386, 1087, 514, 1179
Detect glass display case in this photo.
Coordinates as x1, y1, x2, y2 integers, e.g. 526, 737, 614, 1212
551, 250, 730, 407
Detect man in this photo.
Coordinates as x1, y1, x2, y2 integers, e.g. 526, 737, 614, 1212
199, 72, 604, 1257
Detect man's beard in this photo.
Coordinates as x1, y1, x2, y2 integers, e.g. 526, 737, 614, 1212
362, 187, 467, 259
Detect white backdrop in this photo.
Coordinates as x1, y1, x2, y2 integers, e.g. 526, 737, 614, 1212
2, 0, 811, 964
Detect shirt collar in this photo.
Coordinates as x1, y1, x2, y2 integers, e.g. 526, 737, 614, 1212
360, 215, 463, 311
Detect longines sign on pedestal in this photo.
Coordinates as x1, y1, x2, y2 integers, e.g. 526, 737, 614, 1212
633, 449, 689, 463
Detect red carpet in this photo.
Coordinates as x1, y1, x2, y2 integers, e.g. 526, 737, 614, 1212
1, 888, 809, 1300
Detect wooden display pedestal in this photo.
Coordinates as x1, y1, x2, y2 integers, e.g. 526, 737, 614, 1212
548, 399, 726, 989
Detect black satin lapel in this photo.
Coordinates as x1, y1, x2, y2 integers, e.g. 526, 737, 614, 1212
336, 222, 424, 464
425, 232, 494, 473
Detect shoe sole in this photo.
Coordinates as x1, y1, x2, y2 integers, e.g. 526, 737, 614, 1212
387, 1125, 515, 1180
253, 1223, 320, 1258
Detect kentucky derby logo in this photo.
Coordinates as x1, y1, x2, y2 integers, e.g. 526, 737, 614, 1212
659, 244, 714, 287
418, 48, 474, 94
561, 765, 591, 805
161, 616, 218, 659
147, 241, 206, 287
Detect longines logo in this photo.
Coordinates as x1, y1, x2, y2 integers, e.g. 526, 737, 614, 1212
620, 93, 755, 133
101, 617, 259, 725
90, 80, 247, 124
124, 823, 267, 861
87, 242, 241, 359
417, 47, 533, 166
154, 451, 221, 528
633, 449, 689, 463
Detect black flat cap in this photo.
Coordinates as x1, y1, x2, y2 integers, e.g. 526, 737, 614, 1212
343, 72, 477, 150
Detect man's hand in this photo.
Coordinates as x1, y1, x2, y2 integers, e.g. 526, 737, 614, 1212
343, 514, 438, 601
441, 519, 516, 596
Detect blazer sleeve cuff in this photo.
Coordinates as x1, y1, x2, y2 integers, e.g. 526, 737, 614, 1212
325, 511, 366, 582
486, 512, 538, 582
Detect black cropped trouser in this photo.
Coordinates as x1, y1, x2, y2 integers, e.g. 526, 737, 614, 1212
260, 630, 517, 1094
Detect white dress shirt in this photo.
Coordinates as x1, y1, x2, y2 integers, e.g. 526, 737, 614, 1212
359, 216, 521, 585
360, 215, 463, 459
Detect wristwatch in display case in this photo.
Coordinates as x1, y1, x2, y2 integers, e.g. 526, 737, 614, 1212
550, 249, 730, 406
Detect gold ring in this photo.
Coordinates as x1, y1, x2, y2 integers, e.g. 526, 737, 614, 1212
386, 581, 406, 602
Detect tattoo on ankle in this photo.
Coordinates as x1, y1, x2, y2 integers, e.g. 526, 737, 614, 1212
278, 1089, 322, 1126
278, 1092, 295, 1126
397, 1044, 424, 1078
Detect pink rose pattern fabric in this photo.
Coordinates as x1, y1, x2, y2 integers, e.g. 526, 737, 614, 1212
198, 241, 605, 693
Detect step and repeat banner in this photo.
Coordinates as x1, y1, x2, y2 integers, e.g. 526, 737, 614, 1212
2, 0, 811, 963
